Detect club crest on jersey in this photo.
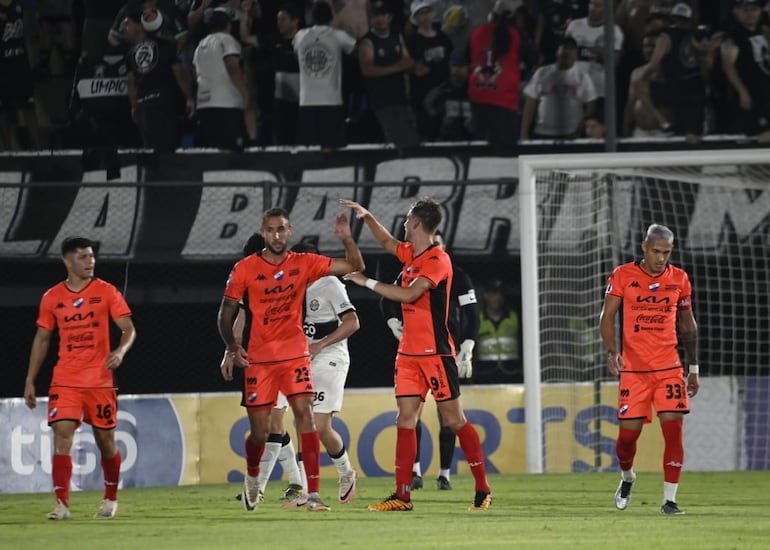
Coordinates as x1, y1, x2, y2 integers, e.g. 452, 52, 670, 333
247, 392, 257, 403
274, 270, 284, 280
605, 283, 612, 294
49, 407, 58, 418
619, 405, 629, 415
73, 298, 84, 308
649, 282, 660, 292
309, 298, 320, 311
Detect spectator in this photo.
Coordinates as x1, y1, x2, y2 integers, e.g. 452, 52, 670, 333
622, 30, 673, 137
110, 1, 189, 51
124, 7, 195, 151
466, 0, 522, 153
631, 2, 715, 141
565, 0, 625, 112
266, 4, 301, 145
358, 0, 419, 151
424, 48, 473, 140
293, 0, 357, 149
238, 0, 280, 145
0, 0, 41, 150
475, 278, 521, 384
719, 0, 770, 141
193, 7, 254, 150
433, 0, 494, 56
33, 0, 78, 78
405, 0, 454, 140
520, 36, 597, 140
69, 44, 140, 177
81, 0, 125, 61
535, 0, 587, 65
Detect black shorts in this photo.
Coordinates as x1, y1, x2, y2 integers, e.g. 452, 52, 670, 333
195, 107, 246, 151
297, 105, 346, 149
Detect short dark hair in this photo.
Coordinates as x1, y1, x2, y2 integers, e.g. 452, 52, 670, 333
409, 197, 443, 234
243, 233, 265, 256
311, 1, 333, 25
61, 237, 94, 256
208, 9, 232, 32
262, 207, 290, 223
279, 2, 301, 22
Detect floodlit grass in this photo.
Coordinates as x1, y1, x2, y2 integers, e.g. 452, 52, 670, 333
1, 471, 768, 549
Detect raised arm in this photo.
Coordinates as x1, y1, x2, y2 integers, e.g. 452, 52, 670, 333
329, 212, 365, 275
339, 199, 400, 255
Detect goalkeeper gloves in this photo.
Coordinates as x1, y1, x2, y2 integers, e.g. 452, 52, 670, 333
386, 317, 403, 341
456, 339, 475, 378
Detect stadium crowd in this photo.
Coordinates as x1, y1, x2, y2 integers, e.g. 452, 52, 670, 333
1, 0, 768, 152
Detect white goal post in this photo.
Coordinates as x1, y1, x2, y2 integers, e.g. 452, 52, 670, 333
518, 149, 770, 474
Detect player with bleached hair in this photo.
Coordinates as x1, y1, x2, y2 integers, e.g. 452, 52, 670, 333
600, 223, 700, 515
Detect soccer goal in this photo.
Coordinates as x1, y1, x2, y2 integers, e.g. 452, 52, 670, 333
517, 149, 770, 474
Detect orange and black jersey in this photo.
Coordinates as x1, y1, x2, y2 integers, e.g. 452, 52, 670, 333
396, 242, 455, 356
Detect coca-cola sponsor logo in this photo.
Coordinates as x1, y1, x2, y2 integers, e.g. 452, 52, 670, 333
635, 314, 666, 324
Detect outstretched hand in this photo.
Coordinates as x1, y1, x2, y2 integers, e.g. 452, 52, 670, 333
339, 199, 370, 220
343, 271, 368, 287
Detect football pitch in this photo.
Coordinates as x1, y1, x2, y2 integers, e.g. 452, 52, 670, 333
1, 471, 768, 549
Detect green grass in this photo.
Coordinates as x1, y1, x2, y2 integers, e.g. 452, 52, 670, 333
1, 472, 768, 549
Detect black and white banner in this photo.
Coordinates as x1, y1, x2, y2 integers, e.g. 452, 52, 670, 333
0, 147, 767, 261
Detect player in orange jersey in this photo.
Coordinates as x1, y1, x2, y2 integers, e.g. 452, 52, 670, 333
340, 197, 491, 512
600, 224, 700, 515
217, 206, 364, 512
24, 236, 136, 521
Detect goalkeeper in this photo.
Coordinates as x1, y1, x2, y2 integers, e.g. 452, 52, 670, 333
378, 230, 480, 492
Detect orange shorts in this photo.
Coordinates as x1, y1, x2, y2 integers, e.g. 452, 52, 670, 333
394, 354, 460, 402
617, 368, 690, 423
47, 386, 118, 430
242, 356, 314, 410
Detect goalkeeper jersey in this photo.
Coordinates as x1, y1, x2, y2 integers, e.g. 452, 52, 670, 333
223, 251, 331, 363
604, 261, 692, 373
36, 278, 132, 389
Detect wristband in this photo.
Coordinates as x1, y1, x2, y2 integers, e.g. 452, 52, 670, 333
688, 364, 699, 375
365, 278, 378, 290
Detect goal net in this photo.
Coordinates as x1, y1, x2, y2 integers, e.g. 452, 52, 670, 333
517, 150, 770, 473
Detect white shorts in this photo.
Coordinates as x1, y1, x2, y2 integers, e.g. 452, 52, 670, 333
310, 346, 350, 414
